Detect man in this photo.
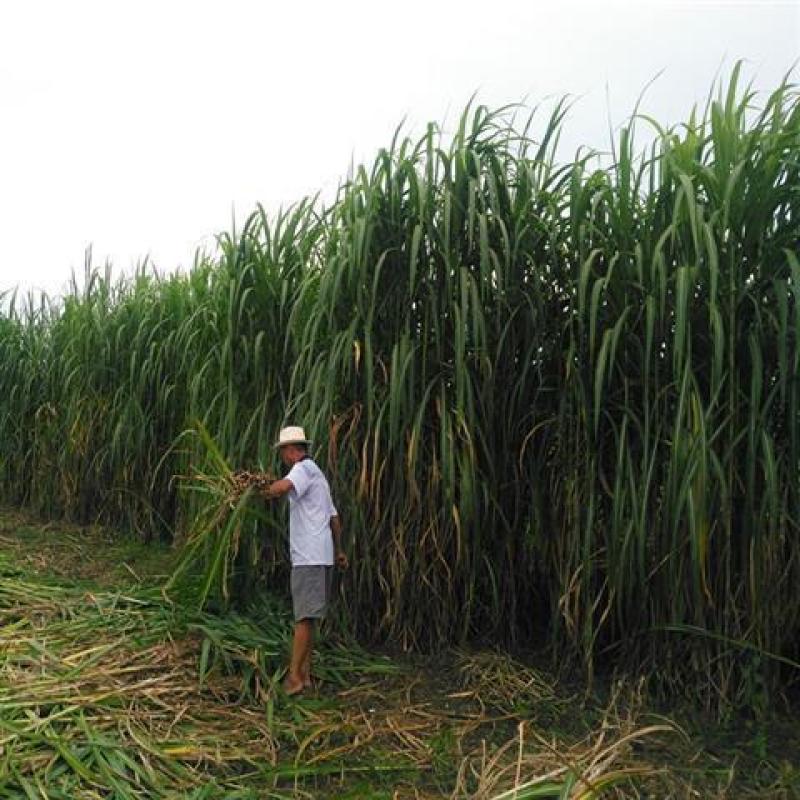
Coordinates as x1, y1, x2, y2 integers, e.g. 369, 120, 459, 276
265, 425, 347, 696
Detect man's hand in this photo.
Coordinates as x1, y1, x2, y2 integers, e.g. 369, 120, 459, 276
264, 478, 293, 499
330, 515, 346, 569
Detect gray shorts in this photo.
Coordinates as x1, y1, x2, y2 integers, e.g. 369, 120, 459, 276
290, 565, 333, 621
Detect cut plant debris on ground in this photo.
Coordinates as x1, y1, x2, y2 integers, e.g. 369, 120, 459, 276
0, 508, 797, 799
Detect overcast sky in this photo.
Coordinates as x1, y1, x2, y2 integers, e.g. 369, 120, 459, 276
1, 0, 798, 298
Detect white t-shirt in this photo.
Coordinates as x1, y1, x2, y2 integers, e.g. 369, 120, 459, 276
286, 458, 337, 566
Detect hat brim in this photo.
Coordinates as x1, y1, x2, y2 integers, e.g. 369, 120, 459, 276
274, 439, 312, 448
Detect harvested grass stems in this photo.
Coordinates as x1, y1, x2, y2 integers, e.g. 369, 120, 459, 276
455, 651, 565, 717
453, 712, 674, 799
167, 424, 275, 610
0, 552, 437, 796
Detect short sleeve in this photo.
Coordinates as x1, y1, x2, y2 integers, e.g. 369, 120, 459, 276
287, 462, 311, 498
328, 497, 338, 517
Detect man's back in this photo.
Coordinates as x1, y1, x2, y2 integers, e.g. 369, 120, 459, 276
285, 458, 336, 566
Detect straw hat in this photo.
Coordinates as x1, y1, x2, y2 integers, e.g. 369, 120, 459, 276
274, 425, 312, 448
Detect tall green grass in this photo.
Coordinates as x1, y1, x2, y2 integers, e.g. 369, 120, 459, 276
1, 67, 798, 707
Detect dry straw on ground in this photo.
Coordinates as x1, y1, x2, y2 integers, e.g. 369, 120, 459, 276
0, 539, 693, 798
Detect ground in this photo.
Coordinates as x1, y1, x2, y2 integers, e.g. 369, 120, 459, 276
0, 508, 797, 799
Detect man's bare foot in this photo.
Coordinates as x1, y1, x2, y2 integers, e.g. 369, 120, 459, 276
283, 677, 304, 696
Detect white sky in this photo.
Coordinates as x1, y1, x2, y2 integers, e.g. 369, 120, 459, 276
1, 0, 798, 298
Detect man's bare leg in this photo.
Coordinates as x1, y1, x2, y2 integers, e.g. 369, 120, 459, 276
285, 619, 313, 695
301, 638, 313, 688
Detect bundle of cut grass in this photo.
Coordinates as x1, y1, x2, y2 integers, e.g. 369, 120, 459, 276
166, 424, 276, 610
230, 468, 275, 497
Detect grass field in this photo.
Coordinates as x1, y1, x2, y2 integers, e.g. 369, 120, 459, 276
0, 69, 799, 798
1, 70, 798, 714
1, 508, 797, 798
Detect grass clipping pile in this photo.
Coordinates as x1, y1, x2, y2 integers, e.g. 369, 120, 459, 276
0, 552, 679, 799
0, 551, 405, 798
0, 556, 276, 797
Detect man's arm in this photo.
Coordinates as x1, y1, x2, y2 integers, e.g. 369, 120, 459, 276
330, 514, 348, 569
264, 478, 293, 499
